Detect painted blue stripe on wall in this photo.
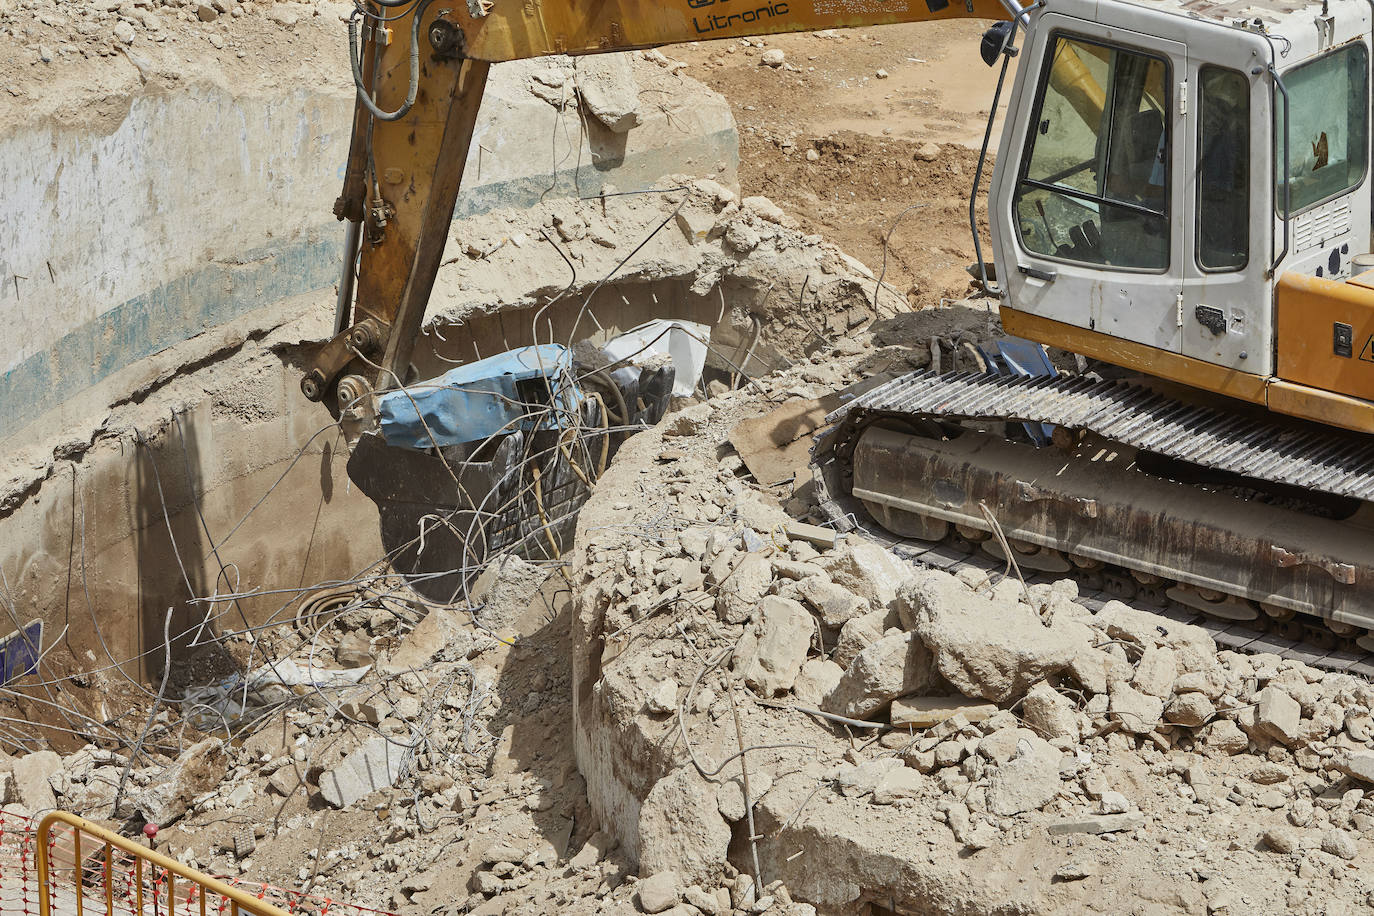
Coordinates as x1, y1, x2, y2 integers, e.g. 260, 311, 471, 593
0, 132, 738, 443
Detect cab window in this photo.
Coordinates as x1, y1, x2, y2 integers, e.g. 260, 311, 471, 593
1197, 67, 1250, 271
1015, 35, 1170, 271
1276, 42, 1369, 216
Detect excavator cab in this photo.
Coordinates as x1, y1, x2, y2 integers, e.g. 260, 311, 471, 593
991, 0, 1374, 433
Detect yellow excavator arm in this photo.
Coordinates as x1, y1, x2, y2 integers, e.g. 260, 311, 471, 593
302, 0, 1013, 406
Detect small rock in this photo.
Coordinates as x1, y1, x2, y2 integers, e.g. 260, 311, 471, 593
1203, 719, 1249, 755
638, 871, 682, 913
760, 48, 785, 67
646, 678, 679, 716
684, 887, 721, 916
875, 68, 889, 78
1321, 827, 1358, 860
1109, 682, 1164, 735
1098, 791, 1131, 815
482, 842, 525, 866
1248, 761, 1292, 785
1055, 860, 1098, 881
1165, 692, 1215, 728
1255, 686, 1302, 744
114, 20, 135, 43
805, 149, 820, 162
265, 6, 298, 26
914, 142, 941, 162
1263, 827, 1298, 854
197, 4, 217, 19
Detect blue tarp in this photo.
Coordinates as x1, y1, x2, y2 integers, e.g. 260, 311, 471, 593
377, 344, 582, 449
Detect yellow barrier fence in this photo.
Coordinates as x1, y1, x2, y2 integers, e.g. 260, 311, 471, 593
36, 812, 294, 916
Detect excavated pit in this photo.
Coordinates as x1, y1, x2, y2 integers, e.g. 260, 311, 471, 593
0, 180, 905, 748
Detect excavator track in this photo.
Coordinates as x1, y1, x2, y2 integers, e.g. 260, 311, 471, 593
812, 370, 1374, 675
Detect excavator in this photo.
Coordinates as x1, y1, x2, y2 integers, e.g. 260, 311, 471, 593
305, 0, 1374, 649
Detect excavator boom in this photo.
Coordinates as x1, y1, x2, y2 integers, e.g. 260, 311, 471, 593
304, 0, 1013, 406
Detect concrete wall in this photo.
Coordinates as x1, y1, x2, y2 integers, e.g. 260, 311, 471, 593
0, 54, 737, 449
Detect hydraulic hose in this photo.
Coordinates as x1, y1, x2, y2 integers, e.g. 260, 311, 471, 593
347, 0, 435, 122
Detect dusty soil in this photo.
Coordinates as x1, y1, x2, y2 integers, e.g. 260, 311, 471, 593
671, 22, 1013, 308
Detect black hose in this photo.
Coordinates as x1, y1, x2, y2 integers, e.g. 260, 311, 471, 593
347, 0, 434, 122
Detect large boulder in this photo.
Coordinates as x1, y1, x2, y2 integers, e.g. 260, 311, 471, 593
901, 570, 1093, 703
816, 540, 912, 613
638, 766, 731, 883
736, 596, 812, 696
823, 631, 936, 720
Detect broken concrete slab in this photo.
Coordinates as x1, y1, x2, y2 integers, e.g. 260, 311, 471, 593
124, 737, 225, 826
1046, 812, 1145, 835
320, 736, 406, 809
889, 696, 998, 729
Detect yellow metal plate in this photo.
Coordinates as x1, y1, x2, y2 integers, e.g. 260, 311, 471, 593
1275, 272, 1374, 404
998, 307, 1270, 405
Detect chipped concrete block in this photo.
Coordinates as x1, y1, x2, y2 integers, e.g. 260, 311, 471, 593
823, 631, 935, 720
737, 596, 811, 696
1132, 646, 1179, 699
1255, 686, 1302, 745
792, 659, 844, 707
320, 737, 405, 809
794, 575, 867, 629
1109, 682, 1164, 735
987, 737, 1061, 816
11, 751, 59, 812
638, 767, 730, 883
575, 54, 642, 133
907, 570, 1092, 703
817, 540, 910, 613
1022, 683, 1080, 742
